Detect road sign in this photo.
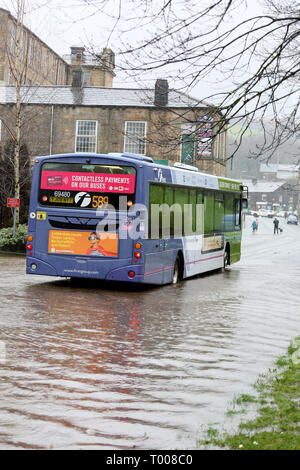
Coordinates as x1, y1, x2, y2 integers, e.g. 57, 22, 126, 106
7, 198, 20, 208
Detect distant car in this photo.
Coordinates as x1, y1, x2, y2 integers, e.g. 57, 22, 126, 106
276, 211, 286, 218
257, 209, 268, 217
287, 214, 298, 225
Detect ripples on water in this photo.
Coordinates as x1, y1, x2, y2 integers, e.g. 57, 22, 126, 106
0, 219, 300, 449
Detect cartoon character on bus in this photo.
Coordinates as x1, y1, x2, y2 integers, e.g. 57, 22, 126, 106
86, 232, 116, 257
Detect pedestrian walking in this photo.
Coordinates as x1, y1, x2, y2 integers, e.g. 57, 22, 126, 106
273, 217, 279, 234
252, 219, 258, 233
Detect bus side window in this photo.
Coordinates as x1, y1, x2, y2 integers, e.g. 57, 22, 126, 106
214, 192, 224, 233
186, 189, 196, 235
164, 185, 174, 237
235, 198, 241, 229
174, 187, 189, 236
204, 192, 214, 234
224, 193, 234, 232
149, 183, 164, 238
196, 192, 204, 235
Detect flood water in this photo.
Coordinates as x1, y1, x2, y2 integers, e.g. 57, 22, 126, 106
0, 216, 299, 449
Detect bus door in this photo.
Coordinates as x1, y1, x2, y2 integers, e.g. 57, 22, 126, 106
146, 184, 171, 283
189, 191, 204, 275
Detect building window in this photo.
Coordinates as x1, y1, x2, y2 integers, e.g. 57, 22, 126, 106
28, 37, 34, 67
51, 56, 56, 82
57, 61, 61, 84
10, 23, 16, 54
36, 44, 41, 73
20, 30, 26, 57
75, 120, 98, 153
214, 133, 219, 160
8, 68, 13, 85
83, 71, 91, 87
124, 121, 147, 154
64, 65, 68, 85
44, 50, 50, 77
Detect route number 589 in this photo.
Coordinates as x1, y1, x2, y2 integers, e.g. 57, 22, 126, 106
92, 195, 109, 208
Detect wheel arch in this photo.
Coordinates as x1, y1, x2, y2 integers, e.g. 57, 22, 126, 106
176, 249, 184, 280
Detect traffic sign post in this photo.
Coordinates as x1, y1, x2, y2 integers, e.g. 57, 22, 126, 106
7, 198, 20, 208
7, 198, 20, 236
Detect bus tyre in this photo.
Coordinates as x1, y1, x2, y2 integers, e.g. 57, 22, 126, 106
172, 256, 180, 284
223, 250, 229, 270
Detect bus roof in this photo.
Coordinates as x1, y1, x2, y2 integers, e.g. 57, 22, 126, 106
35, 152, 242, 191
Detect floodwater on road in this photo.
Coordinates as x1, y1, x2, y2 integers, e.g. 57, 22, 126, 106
0, 216, 299, 449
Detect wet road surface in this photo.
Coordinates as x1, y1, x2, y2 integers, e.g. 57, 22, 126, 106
0, 216, 299, 449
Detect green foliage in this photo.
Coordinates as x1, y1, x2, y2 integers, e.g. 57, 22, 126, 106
0, 140, 31, 226
0, 224, 27, 252
197, 337, 300, 450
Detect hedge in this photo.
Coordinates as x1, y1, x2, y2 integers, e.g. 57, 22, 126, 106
0, 224, 27, 253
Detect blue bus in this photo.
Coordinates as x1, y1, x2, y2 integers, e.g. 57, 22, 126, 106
26, 152, 247, 285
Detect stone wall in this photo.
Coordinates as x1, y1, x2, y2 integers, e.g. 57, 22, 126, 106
0, 7, 114, 87
0, 103, 226, 176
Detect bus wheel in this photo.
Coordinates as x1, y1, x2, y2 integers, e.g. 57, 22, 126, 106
172, 256, 180, 284
223, 249, 229, 270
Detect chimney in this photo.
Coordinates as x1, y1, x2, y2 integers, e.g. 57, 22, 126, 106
154, 79, 168, 107
70, 46, 85, 65
101, 48, 115, 70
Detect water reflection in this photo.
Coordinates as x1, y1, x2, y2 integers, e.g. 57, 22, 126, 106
1, 223, 300, 449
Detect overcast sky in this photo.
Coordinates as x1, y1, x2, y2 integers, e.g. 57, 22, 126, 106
0, 0, 266, 98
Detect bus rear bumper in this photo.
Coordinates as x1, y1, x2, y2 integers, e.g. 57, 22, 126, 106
26, 255, 146, 283
26, 256, 58, 276
105, 264, 144, 283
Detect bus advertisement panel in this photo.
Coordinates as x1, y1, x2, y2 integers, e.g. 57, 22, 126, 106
48, 230, 118, 257
39, 162, 136, 210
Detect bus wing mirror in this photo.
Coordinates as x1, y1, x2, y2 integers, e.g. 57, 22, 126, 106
242, 198, 248, 209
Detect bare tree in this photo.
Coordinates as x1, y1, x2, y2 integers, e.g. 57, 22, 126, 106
1, 0, 47, 227
83, 0, 300, 163
1, 0, 28, 227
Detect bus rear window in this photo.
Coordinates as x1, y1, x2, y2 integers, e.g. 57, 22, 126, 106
39, 162, 136, 210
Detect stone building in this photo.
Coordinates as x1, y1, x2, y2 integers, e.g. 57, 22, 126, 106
0, 80, 227, 175
243, 179, 298, 213
259, 163, 299, 182
0, 7, 115, 87
0, 6, 227, 177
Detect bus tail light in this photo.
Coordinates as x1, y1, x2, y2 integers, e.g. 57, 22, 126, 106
128, 271, 135, 278
135, 242, 141, 249
27, 235, 33, 242
27, 244, 33, 251
134, 252, 141, 259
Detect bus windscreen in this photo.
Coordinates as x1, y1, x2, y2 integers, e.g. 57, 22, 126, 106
39, 162, 136, 210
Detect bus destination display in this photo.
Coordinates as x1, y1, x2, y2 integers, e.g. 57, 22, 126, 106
39, 166, 136, 209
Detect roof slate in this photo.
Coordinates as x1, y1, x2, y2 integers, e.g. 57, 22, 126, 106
242, 179, 284, 193
0, 85, 208, 108
260, 163, 299, 172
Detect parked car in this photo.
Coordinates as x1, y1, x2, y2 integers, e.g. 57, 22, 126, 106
287, 214, 298, 225
257, 209, 268, 217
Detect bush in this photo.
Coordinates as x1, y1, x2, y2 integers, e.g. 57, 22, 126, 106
0, 224, 27, 253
